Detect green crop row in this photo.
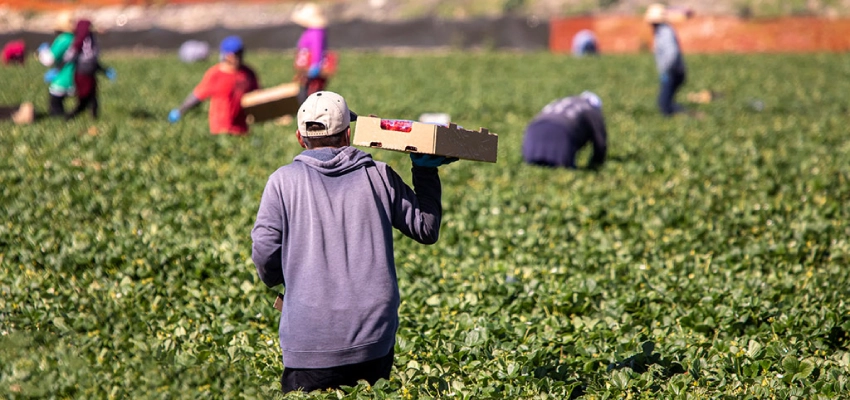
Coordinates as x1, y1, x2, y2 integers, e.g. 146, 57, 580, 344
1, 51, 849, 399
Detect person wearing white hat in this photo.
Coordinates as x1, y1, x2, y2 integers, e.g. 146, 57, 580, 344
292, 3, 332, 103
645, 3, 687, 116
37, 11, 76, 117
522, 91, 608, 169
251, 91, 455, 393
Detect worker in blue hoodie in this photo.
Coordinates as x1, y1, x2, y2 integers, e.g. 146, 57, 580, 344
646, 3, 687, 116
251, 91, 455, 393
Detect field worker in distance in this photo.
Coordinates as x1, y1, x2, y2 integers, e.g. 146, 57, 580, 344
37, 11, 76, 118
292, 2, 331, 103
522, 91, 607, 169
168, 35, 260, 135
2, 40, 26, 65
571, 29, 598, 57
646, 3, 687, 116
251, 91, 456, 393
63, 19, 116, 120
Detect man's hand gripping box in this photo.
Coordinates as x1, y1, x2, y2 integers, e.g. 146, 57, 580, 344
352, 116, 498, 163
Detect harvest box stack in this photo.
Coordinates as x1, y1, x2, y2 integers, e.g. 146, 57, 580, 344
353, 116, 498, 163
240, 83, 300, 124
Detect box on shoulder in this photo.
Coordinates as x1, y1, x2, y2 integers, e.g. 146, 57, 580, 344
352, 116, 498, 163
241, 83, 300, 124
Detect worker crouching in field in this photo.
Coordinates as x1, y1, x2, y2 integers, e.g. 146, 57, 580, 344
251, 91, 455, 393
522, 91, 607, 170
646, 3, 687, 116
63, 19, 116, 120
572, 29, 598, 57
168, 36, 259, 135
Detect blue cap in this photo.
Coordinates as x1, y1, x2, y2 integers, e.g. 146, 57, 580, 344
219, 36, 244, 54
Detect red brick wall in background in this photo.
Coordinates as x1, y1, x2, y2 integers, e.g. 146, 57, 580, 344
551, 17, 850, 53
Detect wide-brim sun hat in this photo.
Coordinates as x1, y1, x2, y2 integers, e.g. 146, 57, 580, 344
292, 3, 328, 29
644, 3, 667, 23
54, 11, 75, 32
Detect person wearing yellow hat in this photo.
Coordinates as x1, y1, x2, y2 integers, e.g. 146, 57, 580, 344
645, 3, 687, 116
292, 3, 334, 103
37, 11, 76, 117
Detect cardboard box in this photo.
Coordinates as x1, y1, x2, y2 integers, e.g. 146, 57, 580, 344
353, 116, 498, 163
241, 83, 300, 124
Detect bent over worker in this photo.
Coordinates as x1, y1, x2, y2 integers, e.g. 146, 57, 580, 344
522, 91, 607, 170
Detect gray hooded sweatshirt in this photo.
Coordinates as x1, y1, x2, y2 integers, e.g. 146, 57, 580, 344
251, 146, 442, 369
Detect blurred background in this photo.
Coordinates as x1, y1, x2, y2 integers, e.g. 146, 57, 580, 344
3, 0, 850, 53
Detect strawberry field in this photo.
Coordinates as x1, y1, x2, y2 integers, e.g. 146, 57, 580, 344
1, 51, 849, 399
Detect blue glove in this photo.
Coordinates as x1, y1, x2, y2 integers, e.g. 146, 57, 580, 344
168, 109, 181, 123
37, 42, 50, 53
44, 68, 58, 83
410, 153, 459, 168
105, 68, 117, 81
660, 73, 670, 83
307, 65, 321, 79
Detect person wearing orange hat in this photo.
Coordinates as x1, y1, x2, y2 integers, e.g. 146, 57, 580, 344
292, 3, 334, 103
645, 3, 687, 116
168, 35, 260, 135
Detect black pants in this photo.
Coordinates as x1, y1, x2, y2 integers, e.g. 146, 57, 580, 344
67, 94, 99, 120
658, 70, 686, 116
49, 93, 66, 117
281, 349, 394, 393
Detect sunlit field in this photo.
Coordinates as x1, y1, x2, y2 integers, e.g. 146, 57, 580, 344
1, 50, 849, 399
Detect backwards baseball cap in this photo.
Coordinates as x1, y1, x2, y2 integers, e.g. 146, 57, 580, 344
298, 91, 358, 137
219, 35, 244, 54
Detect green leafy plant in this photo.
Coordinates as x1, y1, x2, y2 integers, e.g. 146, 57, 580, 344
1, 51, 849, 399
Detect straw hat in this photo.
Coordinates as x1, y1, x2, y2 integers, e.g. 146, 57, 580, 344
292, 3, 327, 29
54, 11, 75, 32
644, 3, 667, 23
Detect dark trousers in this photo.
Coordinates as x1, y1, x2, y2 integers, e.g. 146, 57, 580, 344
49, 93, 66, 117
281, 348, 394, 393
67, 73, 99, 120
658, 70, 686, 116
67, 93, 99, 120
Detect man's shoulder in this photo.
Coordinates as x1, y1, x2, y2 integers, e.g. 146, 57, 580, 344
201, 65, 223, 79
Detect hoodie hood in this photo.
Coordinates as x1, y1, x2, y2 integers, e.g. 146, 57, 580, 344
294, 146, 374, 176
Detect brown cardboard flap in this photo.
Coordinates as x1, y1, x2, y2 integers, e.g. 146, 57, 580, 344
241, 83, 301, 124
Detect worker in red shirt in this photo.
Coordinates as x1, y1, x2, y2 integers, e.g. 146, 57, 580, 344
168, 35, 260, 135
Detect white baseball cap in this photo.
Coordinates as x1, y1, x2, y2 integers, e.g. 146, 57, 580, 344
297, 91, 358, 137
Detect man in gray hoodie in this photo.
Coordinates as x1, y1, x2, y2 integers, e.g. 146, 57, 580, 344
646, 3, 687, 116
251, 91, 455, 393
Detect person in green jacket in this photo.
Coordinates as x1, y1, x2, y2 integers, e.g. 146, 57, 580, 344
37, 12, 76, 117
